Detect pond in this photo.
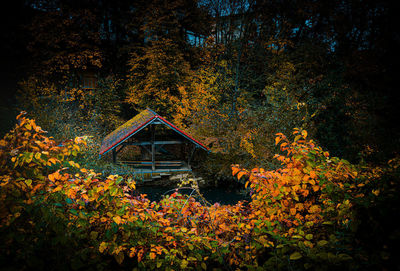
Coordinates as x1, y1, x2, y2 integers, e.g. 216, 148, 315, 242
135, 185, 250, 205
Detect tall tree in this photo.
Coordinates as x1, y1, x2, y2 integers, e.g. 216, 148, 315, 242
126, 0, 209, 117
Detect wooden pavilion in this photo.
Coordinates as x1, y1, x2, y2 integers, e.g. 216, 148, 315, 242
99, 108, 208, 177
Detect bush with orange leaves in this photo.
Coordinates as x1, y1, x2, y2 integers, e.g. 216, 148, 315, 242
1, 113, 394, 270
0, 112, 253, 270
232, 128, 368, 268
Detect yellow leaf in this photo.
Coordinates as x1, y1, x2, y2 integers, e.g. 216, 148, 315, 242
309, 205, 321, 214
180, 259, 188, 269
149, 252, 156, 260
99, 242, 107, 253
113, 216, 122, 224
372, 189, 380, 196
317, 240, 329, 247
301, 130, 308, 138
289, 252, 302, 260
25, 179, 32, 187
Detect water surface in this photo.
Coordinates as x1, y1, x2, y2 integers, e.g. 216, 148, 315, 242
136, 186, 249, 205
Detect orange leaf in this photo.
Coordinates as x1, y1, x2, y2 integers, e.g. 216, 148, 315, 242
272, 189, 280, 197
48, 173, 55, 182
237, 171, 247, 180
231, 165, 241, 176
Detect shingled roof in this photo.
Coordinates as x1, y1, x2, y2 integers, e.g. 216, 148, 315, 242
99, 108, 208, 155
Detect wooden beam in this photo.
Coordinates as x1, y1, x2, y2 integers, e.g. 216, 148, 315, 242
112, 149, 116, 164
118, 160, 184, 164
117, 160, 184, 166
122, 140, 183, 146
151, 125, 155, 171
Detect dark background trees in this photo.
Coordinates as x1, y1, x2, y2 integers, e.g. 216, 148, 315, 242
0, 0, 398, 168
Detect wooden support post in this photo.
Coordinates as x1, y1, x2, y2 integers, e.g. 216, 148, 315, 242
180, 142, 184, 161
151, 124, 155, 171
112, 148, 116, 164
187, 145, 197, 169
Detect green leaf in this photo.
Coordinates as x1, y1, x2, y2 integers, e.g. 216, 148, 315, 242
110, 187, 118, 196
116, 206, 126, 216
317, 240, 329, 247
35, 152, 41, 160
337, 254, 352, 261
116, 176, 123, 184
114, 252, 124, 265
25, 179, 32, 186
305, 234, 313, 240
290, 252, 302, 260
90, 231, 98, 240
292, 235, 303, 239
180, 259, 188, 269
70, 209, 78, 216
79, 212, 86, 219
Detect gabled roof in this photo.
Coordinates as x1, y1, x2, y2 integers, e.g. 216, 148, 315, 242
99, 108, 208, 155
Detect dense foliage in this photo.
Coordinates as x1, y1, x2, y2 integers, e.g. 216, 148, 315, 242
2, 0, 397, 170
1, 114, 398, 270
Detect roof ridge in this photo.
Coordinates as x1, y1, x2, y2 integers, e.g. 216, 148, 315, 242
145, 108, 159, 116
99, 108, 209, 156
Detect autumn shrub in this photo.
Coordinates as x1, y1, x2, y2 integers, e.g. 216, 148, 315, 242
0, 112, 106, 270
1, 113, 396, 270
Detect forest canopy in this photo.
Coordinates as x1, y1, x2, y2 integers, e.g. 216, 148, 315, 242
1, 0, 398, 166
